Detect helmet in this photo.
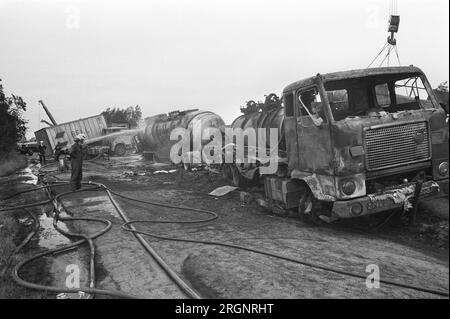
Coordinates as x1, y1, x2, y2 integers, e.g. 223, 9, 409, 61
75, 133, 87, 141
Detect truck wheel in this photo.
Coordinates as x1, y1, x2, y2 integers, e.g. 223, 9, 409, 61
230, 165, 245, 187
114, 144, 126, 157
298, 188, 328, 225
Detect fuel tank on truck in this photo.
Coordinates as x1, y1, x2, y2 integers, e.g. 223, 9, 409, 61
231, 105, 285, 153
138, 109, 225, 161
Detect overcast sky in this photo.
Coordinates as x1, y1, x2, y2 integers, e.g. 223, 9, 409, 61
1, 0, 448, 138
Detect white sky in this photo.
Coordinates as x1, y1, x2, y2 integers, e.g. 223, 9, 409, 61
0, 0, 448, 138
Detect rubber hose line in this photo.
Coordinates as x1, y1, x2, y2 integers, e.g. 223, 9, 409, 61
106, 187, 449, 298
9, 185, 140, 299
4, 180, 449, 298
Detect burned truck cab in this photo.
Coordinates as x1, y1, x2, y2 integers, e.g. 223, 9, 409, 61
279, 66, 448, 221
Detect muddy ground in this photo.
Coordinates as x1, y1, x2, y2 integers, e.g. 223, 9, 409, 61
0, 155, 448, 299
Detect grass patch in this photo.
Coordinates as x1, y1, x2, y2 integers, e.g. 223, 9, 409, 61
0, 214, 21, 298
0, 213, 52, 299
0, 152, 27, 177
0, 215, 18, 266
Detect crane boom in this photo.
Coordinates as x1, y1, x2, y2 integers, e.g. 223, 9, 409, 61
38, 100, 58, 126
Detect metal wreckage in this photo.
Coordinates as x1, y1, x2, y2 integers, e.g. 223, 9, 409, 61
32, 8, 448, 224
124, 66, 449, 224
35, 66, 449, 224
219, 66, 449, 223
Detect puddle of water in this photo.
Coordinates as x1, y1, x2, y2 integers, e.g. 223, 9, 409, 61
17, 167, 38, 185
36, 194, 119, 249
65, 195, 120, 219
37, 213, 71, 249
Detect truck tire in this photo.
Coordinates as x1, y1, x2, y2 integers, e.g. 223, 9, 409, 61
114, 144, 126, 157
298, 187, 330, 225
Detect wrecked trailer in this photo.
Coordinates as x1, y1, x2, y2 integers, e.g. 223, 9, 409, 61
34, 114, 108, 157
227, 66, 449, 222
139, 109, 225, 162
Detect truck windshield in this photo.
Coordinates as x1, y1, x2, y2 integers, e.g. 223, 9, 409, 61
325, 75, 434, 121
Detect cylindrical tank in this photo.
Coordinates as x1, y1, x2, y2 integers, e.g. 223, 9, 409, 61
231, 107, 285, 151
139, 109, 225, 160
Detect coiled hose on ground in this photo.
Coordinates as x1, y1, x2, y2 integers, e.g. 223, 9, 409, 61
105, 187, 450, 298
1, 170, 449, 298
1, 182, 141, 298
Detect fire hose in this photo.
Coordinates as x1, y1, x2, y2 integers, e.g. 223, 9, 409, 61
2, 183, 140, 298
1, 178, 449, 298
104, 186, 449, 298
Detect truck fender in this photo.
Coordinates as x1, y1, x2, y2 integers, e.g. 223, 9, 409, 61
290, 170, 336, 202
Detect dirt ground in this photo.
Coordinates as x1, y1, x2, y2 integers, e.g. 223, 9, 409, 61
1, 155, 448, 299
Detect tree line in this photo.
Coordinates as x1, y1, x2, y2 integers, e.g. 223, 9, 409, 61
101, 105, 142, 128
0, 79, 27, 159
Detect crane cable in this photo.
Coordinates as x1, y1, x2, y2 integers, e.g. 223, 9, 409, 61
367, 0, 401, 68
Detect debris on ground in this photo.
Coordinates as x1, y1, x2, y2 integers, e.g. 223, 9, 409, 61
239, 191, 253, 206
208, 186, 238, 197
154, 170, 169, 174
153, 169, 177, 174
121, 170, 135, 177
56, 292, 92, 299
255, 198, 268, 208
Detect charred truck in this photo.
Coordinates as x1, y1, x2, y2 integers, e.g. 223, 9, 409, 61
224, 66, 449, 222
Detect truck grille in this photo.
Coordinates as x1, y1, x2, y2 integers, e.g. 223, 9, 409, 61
364, 122, 430, 171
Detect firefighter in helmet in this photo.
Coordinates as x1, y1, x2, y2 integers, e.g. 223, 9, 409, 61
69, 134, 86, 190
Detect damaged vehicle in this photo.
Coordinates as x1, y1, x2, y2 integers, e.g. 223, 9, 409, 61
227, 66, 449, 223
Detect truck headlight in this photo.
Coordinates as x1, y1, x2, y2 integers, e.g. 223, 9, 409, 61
341, 180, 356, 195
438, 161, 449, 176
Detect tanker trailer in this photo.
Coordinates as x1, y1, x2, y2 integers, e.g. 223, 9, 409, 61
138, 109, 225, 163
222, 94, 286, 186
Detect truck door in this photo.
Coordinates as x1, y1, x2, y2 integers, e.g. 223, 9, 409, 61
283, 91, 300, 169
296, 87, 333, 174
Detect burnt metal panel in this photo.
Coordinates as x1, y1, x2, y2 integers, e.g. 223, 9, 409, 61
364, 121, 431, 171
283, 66, 424, 95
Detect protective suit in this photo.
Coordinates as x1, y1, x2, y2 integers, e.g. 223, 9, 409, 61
70, 135, 85, 190
38, 142, 47, 165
